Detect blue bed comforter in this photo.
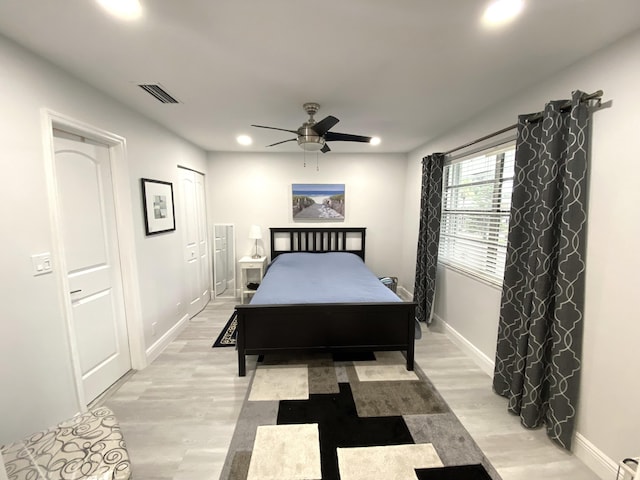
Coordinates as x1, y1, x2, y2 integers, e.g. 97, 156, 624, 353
249, 252, 401, 305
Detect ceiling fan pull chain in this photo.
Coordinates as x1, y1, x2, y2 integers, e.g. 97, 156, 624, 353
316, 152, 319, 171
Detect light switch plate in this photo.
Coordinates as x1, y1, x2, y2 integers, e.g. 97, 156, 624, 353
31, 252, 53, 276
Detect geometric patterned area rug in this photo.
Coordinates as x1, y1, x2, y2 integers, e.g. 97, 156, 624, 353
212, 311, 237, 348
219, 351, 501, 480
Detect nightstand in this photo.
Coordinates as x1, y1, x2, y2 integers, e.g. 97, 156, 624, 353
238, 256, 267, 304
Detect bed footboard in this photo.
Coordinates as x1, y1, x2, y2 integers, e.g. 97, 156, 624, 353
235, 302, 416, 377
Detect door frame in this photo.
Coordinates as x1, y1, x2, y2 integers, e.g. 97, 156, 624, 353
41, 109, 146, 411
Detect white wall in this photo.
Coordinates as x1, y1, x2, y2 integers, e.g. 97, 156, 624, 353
207, 152, 407, 278
0, 34, 207, 444
401, 30, 640, 475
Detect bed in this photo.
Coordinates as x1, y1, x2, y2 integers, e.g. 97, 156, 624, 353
234, 227, 417, 376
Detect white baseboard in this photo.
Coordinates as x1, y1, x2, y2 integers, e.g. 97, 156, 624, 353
573, 433, 618, 480
433, 313, 616, 479
433, 313, 495, 377
397, 285, 412, 301
145, 314, 190, 364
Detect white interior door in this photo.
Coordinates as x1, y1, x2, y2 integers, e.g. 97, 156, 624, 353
179, 168, 210, 317
54, 135, 131, 403
214, 225, 228, 296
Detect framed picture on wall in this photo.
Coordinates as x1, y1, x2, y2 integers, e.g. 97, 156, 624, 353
292, 183, 345, 220
141, 178, 176, 235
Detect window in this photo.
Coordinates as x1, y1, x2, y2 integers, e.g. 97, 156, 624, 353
438, 143, 515, 285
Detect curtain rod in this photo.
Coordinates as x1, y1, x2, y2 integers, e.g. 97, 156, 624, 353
443, 89, 603, 156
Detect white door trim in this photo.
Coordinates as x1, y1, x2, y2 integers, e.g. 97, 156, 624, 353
41, 109, 146, 411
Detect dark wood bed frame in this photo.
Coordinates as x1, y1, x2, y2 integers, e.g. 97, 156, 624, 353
234, 227, 417, 376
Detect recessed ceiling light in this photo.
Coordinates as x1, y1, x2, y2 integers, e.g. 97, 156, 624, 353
96, 0, 142, 21
237, 135, 253, 146
482, 0, 524, 27
370, 137, 381, 146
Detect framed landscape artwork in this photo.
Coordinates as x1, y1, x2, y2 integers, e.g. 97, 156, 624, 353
292, 183, 345, 220
141, 178, 176, 235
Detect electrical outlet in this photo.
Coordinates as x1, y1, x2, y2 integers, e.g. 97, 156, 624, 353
151, 322, 157, 336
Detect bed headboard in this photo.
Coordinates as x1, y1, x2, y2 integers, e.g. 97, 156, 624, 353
270, 227, 366, 260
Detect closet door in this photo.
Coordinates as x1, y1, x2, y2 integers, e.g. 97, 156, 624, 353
179, 168, 210, 317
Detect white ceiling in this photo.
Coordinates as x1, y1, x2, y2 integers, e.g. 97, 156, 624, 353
1, 1, 639, 154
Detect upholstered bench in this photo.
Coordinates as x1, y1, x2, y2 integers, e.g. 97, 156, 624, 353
1, 406, 131, 480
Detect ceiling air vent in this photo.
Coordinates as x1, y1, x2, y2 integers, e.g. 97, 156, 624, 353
138, 84, 180, 104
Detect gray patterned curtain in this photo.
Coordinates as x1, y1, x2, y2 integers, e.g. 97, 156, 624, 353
414, 153, 445, 324
493, 91, 590, 450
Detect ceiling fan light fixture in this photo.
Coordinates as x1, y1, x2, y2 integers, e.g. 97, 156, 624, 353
298, 138, 325, 151
297, 126, 325, 151
370, 137, 381, 146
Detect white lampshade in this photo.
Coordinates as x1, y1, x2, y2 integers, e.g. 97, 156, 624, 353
248, 225, 262, 240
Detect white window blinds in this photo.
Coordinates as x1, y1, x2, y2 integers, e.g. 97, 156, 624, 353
438, 143, 515, 285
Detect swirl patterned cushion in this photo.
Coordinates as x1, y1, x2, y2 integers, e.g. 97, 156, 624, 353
1, 406, 131, 480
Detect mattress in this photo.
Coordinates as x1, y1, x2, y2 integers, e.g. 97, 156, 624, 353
249, 252, 401, 305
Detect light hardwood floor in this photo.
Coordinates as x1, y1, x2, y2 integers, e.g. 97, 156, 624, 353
100, 298, 600, 480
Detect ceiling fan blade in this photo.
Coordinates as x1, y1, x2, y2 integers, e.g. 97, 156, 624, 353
312, 116, 339, 136
266, 138, 297, 147
251, 124, 299, 134
321, 144, 331, 153
324, 132, 372, 143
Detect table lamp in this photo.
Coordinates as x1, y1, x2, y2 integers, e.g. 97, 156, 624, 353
248, 225, 262, 258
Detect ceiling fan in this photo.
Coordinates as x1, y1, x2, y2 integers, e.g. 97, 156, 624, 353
251, 102, 373, 153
